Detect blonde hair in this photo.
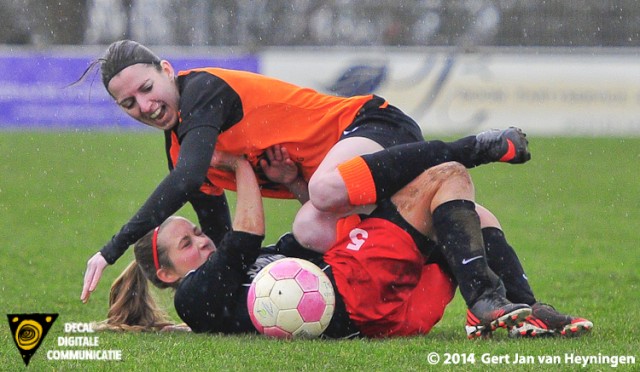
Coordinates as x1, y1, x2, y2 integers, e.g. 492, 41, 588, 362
94, 219, 180, 331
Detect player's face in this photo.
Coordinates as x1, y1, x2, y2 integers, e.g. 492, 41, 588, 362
108, 61, 180, 130
158, 217, 216, 278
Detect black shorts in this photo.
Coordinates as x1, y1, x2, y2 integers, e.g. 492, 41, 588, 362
339, 95, 424, 148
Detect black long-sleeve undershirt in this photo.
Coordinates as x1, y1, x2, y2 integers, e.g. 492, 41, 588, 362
99, 126, 224, 264
188, 190, 231, 247
174, 231, 358, 337
174, 230, 264, 334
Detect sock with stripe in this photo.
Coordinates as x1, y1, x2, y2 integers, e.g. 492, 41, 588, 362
338, 136, 484, 205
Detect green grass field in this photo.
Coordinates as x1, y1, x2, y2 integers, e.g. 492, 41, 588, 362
0, 132, 638, 371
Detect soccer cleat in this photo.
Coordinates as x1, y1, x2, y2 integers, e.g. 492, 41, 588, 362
465, 294, 531, 339
475, 127, 531, 164
509, 302, 593, 338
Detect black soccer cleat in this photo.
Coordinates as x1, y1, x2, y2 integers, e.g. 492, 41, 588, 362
509, 302, 593, 338
475, 127, 531, 164
465, 293, 531, 339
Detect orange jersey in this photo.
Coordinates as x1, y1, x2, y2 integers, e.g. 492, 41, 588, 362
170, 68, 376, 198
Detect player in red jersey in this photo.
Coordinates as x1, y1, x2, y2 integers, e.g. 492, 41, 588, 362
96, 150, 524, 338
97, 148, 591, 338
79, 40, 530, 308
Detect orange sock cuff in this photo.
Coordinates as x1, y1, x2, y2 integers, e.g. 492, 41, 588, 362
337, 157, 377, 205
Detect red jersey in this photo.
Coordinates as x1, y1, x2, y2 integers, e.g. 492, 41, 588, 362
325, 217, 456, 337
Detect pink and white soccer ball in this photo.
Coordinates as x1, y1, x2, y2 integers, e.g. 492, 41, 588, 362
247, 258, 335, 339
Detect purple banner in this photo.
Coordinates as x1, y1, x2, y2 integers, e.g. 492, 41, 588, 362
0, 52, 259, 129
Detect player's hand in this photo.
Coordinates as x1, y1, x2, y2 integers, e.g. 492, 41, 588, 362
260, 145, 299, 185
81, 252, 108, 303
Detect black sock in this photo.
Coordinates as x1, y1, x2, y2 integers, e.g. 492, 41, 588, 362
360, 136, 482, 202
483, 227, 537, 305
432, 200, 501, 307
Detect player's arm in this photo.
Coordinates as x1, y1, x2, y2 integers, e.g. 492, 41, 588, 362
266, 232, 323, 261
234, 158, 265, 235
211, 151, 265, 236
176, 154, 265, 333
178, 72, 244, 242
82, 127, 218, 303
98, 127, 218, 264
188, 191, 231, 246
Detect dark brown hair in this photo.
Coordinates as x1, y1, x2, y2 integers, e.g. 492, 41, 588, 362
99, 40, 162, 88
72, 40, 162, 94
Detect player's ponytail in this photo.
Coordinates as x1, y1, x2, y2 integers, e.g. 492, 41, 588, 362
93, 260, 174, 332
94, 222, 180, 332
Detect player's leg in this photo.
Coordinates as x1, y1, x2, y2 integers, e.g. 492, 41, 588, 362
475, 205, 536, 305
296, 129, 531, 251
307, 97, 529, 215
312, 127, 530, 212
308, 96, 425, 214
292, 198, 375, 252
391, 163, 531, 338
294, 107, 421, 250
308, 136, 384, 214
295, 96, 529, 253
293, 136, 382, 251
476, 205, 593, 338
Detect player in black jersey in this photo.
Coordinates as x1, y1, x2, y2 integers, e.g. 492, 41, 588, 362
79, 40, 531, 306
96, 148, 591, 338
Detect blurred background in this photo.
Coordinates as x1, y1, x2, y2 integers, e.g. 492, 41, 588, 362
1, 0, 638, 48
1, 1, 639, 135
1, 4, 638, 371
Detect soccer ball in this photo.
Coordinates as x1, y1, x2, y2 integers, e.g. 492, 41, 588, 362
247, 258, 335, 339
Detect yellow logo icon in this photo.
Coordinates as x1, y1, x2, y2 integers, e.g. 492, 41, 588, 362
7, 313, 58, 366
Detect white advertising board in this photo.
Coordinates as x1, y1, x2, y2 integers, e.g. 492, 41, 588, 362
261, 49, 640, 136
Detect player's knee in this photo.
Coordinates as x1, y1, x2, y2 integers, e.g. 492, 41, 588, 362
428, 162, 472, 184
437, 161, 468, 174
292, 216, 332, 253
417, 162, 474, 202
308, 174, 349, 212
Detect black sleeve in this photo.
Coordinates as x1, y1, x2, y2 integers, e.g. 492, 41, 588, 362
262, 233, 324, 262
177, 71, 243, 137
174, 231, 264, 333
99, 126, 219, 264
188, 190, 231, 246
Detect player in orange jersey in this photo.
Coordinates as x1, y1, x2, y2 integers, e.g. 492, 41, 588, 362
96, 150, 531, 338
79, 40, 530, 305
97, 148, 590, 339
